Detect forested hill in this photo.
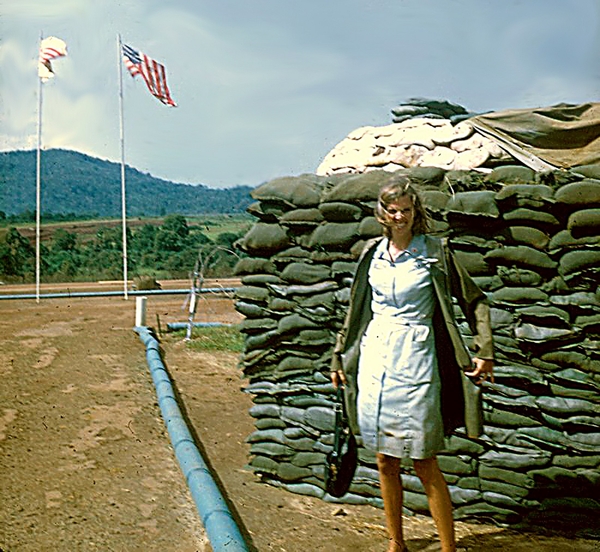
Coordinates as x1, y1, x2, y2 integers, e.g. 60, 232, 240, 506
0, 149, 255, 217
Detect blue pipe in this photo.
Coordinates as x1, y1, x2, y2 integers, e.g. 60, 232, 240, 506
0, 287, 237, 301
167, 322, 232, 331
134, 326, 249, 552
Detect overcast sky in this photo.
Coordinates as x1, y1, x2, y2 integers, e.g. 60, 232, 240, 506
1, 0, 599, 189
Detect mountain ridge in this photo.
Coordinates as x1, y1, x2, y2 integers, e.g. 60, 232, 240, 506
0, 149, 255, 217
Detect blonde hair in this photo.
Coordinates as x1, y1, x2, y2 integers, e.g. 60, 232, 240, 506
375, 173, 430, 238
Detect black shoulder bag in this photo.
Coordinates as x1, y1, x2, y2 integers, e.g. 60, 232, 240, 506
324, 385, 358, 498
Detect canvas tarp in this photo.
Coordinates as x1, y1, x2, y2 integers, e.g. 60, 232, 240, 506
469, 102, 600, 171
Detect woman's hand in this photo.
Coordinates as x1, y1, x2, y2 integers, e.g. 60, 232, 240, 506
330, 369, 347, 388
465, 358, 494, 384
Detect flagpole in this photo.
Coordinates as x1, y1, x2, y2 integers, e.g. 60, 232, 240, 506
117, 34, 129, 300
35, 31, 43, 304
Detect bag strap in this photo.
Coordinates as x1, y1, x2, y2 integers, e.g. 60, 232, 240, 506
332, 386, 349, 453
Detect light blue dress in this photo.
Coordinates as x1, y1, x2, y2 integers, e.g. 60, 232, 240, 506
356, 234, 445, 459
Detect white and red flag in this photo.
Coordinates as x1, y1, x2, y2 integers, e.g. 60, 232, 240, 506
122, 43, 177, 107
38, 36, 67, 81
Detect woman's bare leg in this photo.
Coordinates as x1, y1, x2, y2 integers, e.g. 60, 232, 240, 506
377, 453, 406, 551
413, 457, 456, 552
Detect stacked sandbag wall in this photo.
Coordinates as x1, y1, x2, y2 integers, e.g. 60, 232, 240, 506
234, 165, 600, 522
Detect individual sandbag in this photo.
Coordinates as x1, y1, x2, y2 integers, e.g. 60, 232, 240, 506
453, 502, 521, 523
276, 356, 314, 374
234, 257, 278, 275
512, 426, 570, 450
249, 440, 295, 459
247, 428, 286, 444
486, 165, 536, 184
553, 454, 600, 469
481, 479, 531, 499
241, 274, 281, 286
548, 229, 600, 252
541, 350, 599, 374
473, 275, 503, 291
483, 408, 542, 428
567, 209, 600, 238
281, 262, 331, 284
437, 455, 476, 475
244, 329, 280, 351
497, 266, 542, 287
535, 396, 599, 417
549, 291, 600, 313
321, 170, 392, 202
358, 216, 383, 238
492, 364, 548, 390
268, 281, 339, 297
251, 174, 323, 207
576, 314, 600, 336
484, 245, 556, 271
292, 452, 327, 468
239, 223, 291, 256
502, 208, 561, 233
555, 179, 600, 212
235, 285, 271, 303
442, 170, 487, 193
249, 455, 280, 474
495, 184, 554, 211
442, 191, 495, 218
490, 286, 549, 305
558, 250, 600, 277
268, 297, 297, 312
309, 222, 360, 250
514, 323, 578, 345
235, 301, 267, 318
318, 201, 364, 222
240, 318, 279, 334
479, 447, 552, 470
490, 308, 515, 329
444, 434, 486, 456
246, 200, 290, 222
479, 465, 533, 488
277, 313, 319, 334
273, 246, 312, 262
506, 226, 550, 250
453, 250, 494, 276
567, 432, 600, 453
570, 164, 600, 180
448, 486, 481, 505
277, 462, 313, 481
279, 208, 324, 227
516, 305, 570, 327
421, 190, 450, 213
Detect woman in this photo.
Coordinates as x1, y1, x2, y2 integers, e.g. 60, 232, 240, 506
330, 173, 494, 552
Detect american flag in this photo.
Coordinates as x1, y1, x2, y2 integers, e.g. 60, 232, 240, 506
38, 36, 67, 81
122, 43, 176, 107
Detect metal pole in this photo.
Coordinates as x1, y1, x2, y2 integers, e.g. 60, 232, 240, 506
117, 34, 129, 300
35, 31, 43, 304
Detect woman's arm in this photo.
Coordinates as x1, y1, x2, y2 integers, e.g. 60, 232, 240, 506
445, 244, 495, 382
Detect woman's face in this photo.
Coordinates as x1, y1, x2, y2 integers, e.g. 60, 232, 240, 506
383, 195, 414, 237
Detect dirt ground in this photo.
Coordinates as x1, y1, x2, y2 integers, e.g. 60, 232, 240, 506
0, 280, 598, 552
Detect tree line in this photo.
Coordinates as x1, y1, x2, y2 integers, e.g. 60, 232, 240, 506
0, 215, 247, 283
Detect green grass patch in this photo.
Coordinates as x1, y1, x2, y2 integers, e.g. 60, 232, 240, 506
183, 325, 244, 353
